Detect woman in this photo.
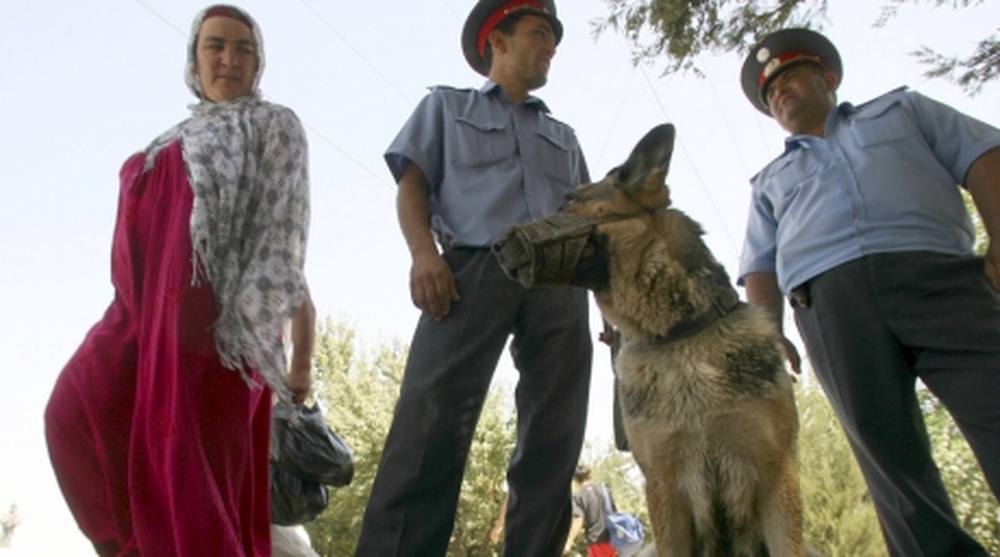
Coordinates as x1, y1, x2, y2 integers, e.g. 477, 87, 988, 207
45, 5, 314, 555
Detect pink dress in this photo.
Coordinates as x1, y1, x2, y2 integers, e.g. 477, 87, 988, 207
45, 141, 272, 556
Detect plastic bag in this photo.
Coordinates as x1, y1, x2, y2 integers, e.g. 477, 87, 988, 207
270, 465, 328, 526
272, 403, 354, 487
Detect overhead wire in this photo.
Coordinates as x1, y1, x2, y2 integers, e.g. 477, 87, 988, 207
637, 65, 741, 255
704, 73, 752, 180
593, 67, 638, 171
299, 0, 415, 108
135, 0, 186, 37
135, 0, 187, 37
440, 0, 462, 20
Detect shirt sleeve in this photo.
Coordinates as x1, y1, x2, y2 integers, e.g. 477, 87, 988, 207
905, 90, 1000, 186
738, 176, 779, 282
571, 493, 584, 518
384, 90, 446, 188
577, 148, 591, 185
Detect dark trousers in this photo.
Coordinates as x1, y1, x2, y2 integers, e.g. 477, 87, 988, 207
355, 248, 593, 557
792, 252, 1000, 557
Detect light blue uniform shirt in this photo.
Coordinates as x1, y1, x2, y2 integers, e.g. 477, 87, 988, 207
740, 88, 1000, 294
385, 81, 589, 248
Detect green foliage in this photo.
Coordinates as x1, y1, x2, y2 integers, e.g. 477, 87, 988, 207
874, 1, 996, 95
299, 319, 998, 555
963, 189, 989, 255
919, 387, 1000, 553
594, 0, 829, 74
304, 318, 406, 556
585, 443, 648, 523
302, 319, 516, 557
596, 0, 997, 93
448, 386, 516, 557
796, 386, 882, 556
796, 383, 999, 555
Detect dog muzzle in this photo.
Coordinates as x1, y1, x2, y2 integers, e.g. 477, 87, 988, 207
492, 211, 609, 290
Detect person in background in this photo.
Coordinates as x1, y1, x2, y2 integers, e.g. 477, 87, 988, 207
564, 465, 615, 557
354, 1, 593, 555
739, 27, 1000, 556
0, 503, 21, 548
44, 5, 314, 555
490, 481, 509, 547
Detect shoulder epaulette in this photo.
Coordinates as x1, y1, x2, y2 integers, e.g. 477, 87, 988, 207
428, 84, 475, 93
542, 111, 574, 129
854, 85, 910, 110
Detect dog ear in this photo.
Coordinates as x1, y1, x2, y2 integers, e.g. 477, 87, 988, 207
616, 124, 675, 209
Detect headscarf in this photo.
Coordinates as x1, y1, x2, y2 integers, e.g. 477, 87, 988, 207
184, 4, 265, 101
144, 4, 310, 403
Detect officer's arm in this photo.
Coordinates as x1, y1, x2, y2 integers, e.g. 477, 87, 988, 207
397, 162, 461, 320
744, 272, 801, 374
966, 146, 1000, 288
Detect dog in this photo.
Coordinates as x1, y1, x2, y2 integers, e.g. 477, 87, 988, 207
494, 124, 804, 556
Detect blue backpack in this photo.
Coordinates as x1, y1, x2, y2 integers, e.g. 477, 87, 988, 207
601, 485, 644, 556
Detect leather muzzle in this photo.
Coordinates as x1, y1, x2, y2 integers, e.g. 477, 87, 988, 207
493, 211, 609, 290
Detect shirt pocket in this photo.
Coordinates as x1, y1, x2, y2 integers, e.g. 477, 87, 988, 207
535, 124, 576, 184
850, 99, 910, 148
759, 153, 820, 222
453, 115, 512, 168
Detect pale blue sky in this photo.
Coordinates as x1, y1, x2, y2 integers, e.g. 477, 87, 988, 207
1, 0, 997, 553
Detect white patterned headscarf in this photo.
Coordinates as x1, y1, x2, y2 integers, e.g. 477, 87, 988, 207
144, 4, 310, 403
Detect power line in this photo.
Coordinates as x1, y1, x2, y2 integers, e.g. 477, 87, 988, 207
298, 119, 394, 188
440, 0, 462, 20
135, 0, 186, 37
704, 72, 751, 179
593, 66, 638, 170
637, 64, 741, 254
299, 0, 414, 108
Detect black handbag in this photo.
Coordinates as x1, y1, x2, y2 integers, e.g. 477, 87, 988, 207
270, 402, 354, 524
271, 402, 354, 487
270, 465, 328, 526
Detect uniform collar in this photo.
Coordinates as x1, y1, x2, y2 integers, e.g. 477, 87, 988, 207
480, 80, 550, 112
780, 101, 852, 154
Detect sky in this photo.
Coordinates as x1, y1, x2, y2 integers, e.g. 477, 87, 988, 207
1, 0, 998, 554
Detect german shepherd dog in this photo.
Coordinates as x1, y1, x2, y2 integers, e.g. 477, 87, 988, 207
494, 124, 804, 556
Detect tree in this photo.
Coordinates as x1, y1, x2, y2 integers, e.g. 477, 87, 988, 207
303, 319, 517, 557
796, 381, 999, 555
304, 319, 406, 556
876, 1, 998, 95
965, 190, 989, 255
595, 0, 823, 75
301, 319, 998, 555
919, 388, 1000, 554
448, 385, 516, 557
795, 386, 883, 556
595, 0, 997, 93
